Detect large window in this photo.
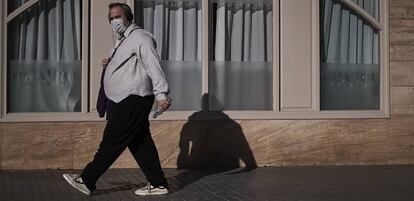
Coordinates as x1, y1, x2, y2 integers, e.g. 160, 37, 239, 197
320, 0, 381, 110
0, 0, 389, 121
208, 0, 273, 111
134, 0, 273, 111
7, 0, 82, 112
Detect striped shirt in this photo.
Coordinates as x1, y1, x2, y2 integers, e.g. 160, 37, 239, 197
103, 23, 169, 103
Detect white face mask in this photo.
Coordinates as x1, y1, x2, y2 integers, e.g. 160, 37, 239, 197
111, 18, 127, 34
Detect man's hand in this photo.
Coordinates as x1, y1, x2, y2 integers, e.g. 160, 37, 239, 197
157, 99, 171, 111
101, 58, 111, 68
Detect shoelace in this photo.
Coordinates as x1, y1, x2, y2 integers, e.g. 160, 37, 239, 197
141, 183, 165, 193
75, 176, 85, 184
144, 183, 153, 192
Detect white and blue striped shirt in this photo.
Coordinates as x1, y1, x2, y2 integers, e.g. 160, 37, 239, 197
103, 23, 169, 103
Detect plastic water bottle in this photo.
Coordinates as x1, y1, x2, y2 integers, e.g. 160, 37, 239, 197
153, 98, 172, 119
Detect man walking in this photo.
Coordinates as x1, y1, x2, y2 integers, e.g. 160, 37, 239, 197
63, 3, 170, 196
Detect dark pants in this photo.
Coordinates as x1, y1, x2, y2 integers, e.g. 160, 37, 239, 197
80, 95, 167, 192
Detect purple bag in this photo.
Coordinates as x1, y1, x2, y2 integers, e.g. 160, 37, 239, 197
96, 68, 113, 119
96, 68, 107, 118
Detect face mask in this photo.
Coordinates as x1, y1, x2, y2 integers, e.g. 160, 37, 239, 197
111, 18, 127, 34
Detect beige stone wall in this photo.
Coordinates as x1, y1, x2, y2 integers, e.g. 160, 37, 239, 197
1, 0, 414, 170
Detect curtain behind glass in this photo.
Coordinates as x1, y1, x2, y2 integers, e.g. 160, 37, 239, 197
209, 0, 273, 111
135, 0, 202, 111
351, 0, 379, 20
8, 0, 82, 112
320, 0, 380, 110
135, 0, 272, 111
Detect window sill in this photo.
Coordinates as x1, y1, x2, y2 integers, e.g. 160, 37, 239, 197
0, 110, 390, 122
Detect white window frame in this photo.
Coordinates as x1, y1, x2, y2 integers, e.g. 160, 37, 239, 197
315, 0, 389, 118
0, 0, 90, 122
0, 0, 389, 122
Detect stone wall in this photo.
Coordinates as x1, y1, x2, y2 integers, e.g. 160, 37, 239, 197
0, 0, 413, 170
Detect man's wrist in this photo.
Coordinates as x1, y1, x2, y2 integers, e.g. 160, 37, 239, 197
155, 93, 167, 101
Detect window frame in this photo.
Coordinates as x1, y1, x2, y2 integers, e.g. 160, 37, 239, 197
0, 0, 90, 122
0, 0, 389, 122
318, 0, 389, 116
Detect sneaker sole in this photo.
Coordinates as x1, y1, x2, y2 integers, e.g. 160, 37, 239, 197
134, 190, 169, 196
62, 174, 91, 196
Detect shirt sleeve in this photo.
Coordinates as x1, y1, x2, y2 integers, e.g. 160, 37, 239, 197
138, 34, 170, 101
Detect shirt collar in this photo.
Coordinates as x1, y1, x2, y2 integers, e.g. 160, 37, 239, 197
122, 23, 139, 37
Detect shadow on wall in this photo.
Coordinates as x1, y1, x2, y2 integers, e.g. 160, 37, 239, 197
167, 94, 258, 192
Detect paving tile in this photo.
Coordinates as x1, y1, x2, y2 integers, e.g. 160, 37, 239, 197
1, 167, 414, 201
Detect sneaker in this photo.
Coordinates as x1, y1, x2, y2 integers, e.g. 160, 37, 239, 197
134, 183, 169, 196
62, 174, 91, 196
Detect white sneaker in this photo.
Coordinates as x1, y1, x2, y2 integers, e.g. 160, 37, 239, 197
134, 183, 169, 196
62, 174, 91, 196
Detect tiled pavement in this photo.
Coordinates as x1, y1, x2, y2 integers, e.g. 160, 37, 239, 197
0, 166, 413, 201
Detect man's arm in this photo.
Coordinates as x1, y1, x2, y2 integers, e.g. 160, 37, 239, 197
138, 34, 170, 102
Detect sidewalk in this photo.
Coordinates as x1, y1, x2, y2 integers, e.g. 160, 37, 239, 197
0, 166, 413, 201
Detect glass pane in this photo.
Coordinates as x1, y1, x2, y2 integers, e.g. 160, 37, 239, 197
134, 0, 202, 111
8, 0, 26, 14
208, 0, 273, 111
351, 0, 380, 20
7, 0, 82, 112
320, 0, 380, 110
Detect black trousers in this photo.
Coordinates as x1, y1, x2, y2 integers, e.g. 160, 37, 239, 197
80, 95, 167, 192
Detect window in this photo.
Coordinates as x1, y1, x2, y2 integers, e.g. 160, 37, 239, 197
134, 0, 274, 112
0, 0, 389, 121
7, 0, 82, 112
208, 0, 273, 111
320, 0, 381, 110
1, 0, 88, 121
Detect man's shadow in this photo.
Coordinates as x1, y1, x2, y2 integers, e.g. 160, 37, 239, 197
166, 94, 258, 192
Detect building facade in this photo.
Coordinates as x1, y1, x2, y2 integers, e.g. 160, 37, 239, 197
0, 0, 413, 170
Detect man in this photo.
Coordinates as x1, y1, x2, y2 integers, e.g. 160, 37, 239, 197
63, 3, 170, 196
